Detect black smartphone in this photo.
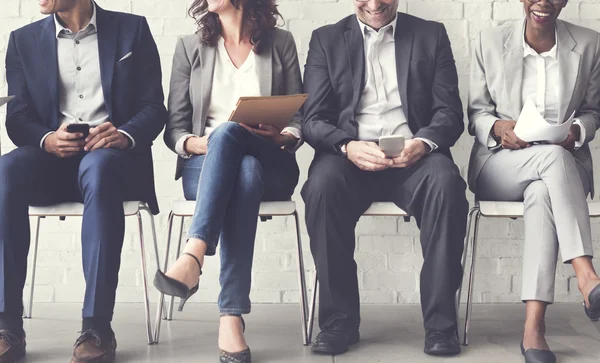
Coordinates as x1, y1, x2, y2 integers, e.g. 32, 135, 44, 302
66, 123, 90, 138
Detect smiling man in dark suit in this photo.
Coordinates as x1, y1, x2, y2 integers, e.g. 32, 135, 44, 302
0, 1, 165, 362
302, 0, 468, 357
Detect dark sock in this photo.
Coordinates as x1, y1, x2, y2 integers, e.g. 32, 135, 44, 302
82, 317, 112, 339
0, 313, 24, 338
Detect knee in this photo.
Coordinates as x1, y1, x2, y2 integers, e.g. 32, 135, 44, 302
523, 180, 550, 205
540, 145, 573, 164
237, 156, 264, 196
302, 170, 347, 203
78, 151, 120, 194
0, 146, 39, 193
428, 164, 466, 199
208, 122, 245, 147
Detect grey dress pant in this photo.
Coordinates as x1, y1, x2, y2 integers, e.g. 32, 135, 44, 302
476, 144, 593, 303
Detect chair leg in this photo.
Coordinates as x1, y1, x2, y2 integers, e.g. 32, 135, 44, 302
167, 216, 185, 321
292, 211, 309, 345
307, 271, 318, 344
154, 211, 175, 344
462, 207, 481, 346
24, 216, 42, 319
137, 211, 155, 345
455, 206, 475, 331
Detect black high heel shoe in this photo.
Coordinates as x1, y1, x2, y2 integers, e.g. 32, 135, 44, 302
584, 283, 600, 321
520, 341, 556, 363
153, 252, 202, 312
219, 315, 251, 363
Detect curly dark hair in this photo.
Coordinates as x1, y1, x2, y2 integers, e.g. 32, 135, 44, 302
188, 0, 283, 53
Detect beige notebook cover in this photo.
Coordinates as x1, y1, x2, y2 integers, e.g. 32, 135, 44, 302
228, 94, 308, 131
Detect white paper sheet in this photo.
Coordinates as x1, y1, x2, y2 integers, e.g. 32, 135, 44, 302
514, 97, 574, 143
0, 96, 14, 107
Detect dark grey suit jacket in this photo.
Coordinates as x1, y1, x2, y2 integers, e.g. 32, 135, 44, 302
164, 28, 303, 179
302, 13, 464, 158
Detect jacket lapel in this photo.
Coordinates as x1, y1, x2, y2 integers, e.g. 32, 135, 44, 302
38, 17, 59, 128
556, 20, 580, 123
96, 4, 118, 118
394, 14, 413, 121
344, 16, 365, 112
256, 33, 273, 96
502, 20, 525, 118
199, 42, 216, 126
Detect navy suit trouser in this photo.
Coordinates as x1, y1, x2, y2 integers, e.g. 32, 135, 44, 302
0, 145, 145, 331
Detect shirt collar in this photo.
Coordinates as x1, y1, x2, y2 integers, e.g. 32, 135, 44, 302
54, 1, 97, 38
356, 15, 397, 39
522, 26, 558, 59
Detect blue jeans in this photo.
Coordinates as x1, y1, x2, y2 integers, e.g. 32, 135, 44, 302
181, 122, 299, 315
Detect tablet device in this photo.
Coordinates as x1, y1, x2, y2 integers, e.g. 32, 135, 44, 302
228, 94, 308, 131
379, 135, 405, 158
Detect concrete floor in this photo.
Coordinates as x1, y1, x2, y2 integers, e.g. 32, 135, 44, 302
18, 303, 600, 362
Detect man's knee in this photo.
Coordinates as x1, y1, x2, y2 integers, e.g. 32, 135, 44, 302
0, 146, 45, 192
78, 150, 123, 194
425, 156, 466, 198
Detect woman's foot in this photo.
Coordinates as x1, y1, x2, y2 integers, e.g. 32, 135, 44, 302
578, 276, 600, 309
522, 322, 550, 351
219, 316, 248, 353
165, 239, 206, 289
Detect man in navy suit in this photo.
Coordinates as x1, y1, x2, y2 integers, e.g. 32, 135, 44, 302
0, 1, 165, 362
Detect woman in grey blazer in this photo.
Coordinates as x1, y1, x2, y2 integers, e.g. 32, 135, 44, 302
153, 1, 303, 361
467, 0, 600, 362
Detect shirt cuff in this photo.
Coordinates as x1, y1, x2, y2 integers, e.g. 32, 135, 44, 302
40, 131, 55, 149
281, 127, 302, 152
175, 134, 197, 159
117, 130, 136, 149
573, 119, 586, 150
414, 137, 437, 154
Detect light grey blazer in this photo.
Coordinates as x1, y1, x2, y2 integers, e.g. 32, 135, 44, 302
164, 28, 304, 179
467, 19, 600, 196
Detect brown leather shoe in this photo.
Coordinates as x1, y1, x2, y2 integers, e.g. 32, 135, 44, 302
0, 330, 25, 363
70, 329, 116, 363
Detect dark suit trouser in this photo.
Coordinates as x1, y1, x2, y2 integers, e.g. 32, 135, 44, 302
0, 145, 145, 331
302, 152, 468, 334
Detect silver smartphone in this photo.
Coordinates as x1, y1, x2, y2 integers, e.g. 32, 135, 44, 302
379, 135, 405, 158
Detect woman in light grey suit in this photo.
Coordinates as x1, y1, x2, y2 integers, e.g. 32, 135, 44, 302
153, 1, 302, 362
468, 0, 600, 362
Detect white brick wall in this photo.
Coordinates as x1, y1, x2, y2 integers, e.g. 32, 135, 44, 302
0, 0, 599, 306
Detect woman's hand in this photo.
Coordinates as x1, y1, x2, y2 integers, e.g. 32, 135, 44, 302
240, 123, 297, 147
184, 135, 208, 155
493, 120, 530, 150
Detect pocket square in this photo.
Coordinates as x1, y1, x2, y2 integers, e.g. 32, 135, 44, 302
118, 52, 132, 62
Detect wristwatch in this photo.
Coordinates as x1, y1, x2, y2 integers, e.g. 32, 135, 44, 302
336, 140, 351, 158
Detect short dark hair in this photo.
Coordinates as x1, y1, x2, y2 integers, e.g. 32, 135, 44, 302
188, 0, 283, 53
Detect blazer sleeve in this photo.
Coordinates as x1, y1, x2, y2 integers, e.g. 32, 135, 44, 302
117, 16, 167, 148
163, 37, 194, 153
5, 31, 54, 147
576, 32, 600, 144
302, 29, 355, 153
412, 23, 464, 150
280, 31, 305, 152
467, 31, 500, 146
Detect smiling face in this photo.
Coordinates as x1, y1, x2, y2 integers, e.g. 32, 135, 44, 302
354, 0, 399, 31
521, 0, 566, 31
39, 0, 79, 14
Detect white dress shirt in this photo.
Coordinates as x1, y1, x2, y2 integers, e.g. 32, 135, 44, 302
41, 1, 135, 148
174, 37, 301, 157
355, 17, 436, 151
488, 29, 585, 147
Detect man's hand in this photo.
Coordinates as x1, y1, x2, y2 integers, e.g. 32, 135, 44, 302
493, 120, 530, 150
184, 135, 208, 155
557, 123, 581, 152
240, 123, 296, 147
391, 139, 428, 168
43, 123, 86, 158
84, 122, 130, 151
347, 141, 393, 171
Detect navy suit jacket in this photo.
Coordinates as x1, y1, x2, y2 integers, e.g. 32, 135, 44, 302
5, 3, 166, 213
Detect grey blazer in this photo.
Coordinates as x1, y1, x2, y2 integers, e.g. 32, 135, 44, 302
467, 19, 600, 196
164, 28, 304, 179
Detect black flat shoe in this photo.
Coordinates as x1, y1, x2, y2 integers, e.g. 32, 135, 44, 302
311, 327, 359, 355
153, 252, 202, 311
584, 283, 600, 321
424, 331, 461, 356
219, 316, 251, 363
520, 341, 556, 363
